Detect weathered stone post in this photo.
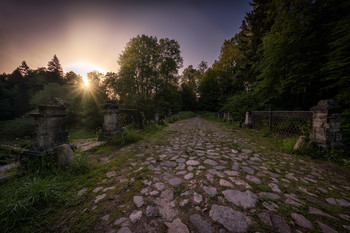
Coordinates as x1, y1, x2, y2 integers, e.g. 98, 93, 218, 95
154, 110, 159, 123
228, 112, 233, 124
310, 100, 343, 149
101, 100, 120, 137
30, 97, 68, 152
245, 111, 252, 128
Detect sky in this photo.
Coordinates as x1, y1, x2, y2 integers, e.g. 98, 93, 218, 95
0, 0, 252, 76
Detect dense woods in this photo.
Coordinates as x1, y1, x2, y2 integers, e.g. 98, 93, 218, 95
0, 0, 349, 146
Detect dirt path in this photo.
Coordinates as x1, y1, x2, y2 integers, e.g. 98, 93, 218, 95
78, 117, 350, 233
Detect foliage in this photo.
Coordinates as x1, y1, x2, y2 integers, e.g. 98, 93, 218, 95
192, 0, 350, 148
222, 90, 261, 122
108, 35, 183, 111
0, 116, 33, 140
197, 68, 223, 111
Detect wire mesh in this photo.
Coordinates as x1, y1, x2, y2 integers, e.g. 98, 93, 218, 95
118, 109, 144, 129
251, 111, 312, 137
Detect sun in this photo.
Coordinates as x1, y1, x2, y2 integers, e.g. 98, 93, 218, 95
64, 62, 106, 87
82, 75, 89, 87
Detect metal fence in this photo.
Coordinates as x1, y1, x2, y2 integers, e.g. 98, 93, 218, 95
216, 111, 233, 123
251, 110, 313, 137
118, 109, 145, 129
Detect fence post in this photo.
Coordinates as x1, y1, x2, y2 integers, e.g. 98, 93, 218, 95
268, 108, 272, 133
310, 100, 343, 149
245, 111, 252, 128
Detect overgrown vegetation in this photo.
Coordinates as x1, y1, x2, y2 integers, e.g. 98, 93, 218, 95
0, 112, 179, 232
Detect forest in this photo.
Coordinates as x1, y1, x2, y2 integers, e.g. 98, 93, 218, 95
0, 0, 349, 147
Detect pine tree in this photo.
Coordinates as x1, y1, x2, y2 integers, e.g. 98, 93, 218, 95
47, 55, 63, 77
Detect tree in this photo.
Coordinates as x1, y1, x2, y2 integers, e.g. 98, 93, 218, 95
114, 35, 183, 110
198, 69, 222, 111
17, 61, 31, 77
47, 54, 64, 83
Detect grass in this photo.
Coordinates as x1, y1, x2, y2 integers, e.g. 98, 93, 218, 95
0, 116, 174, 233
68, 128, 97, 140
177, 111, 196, 120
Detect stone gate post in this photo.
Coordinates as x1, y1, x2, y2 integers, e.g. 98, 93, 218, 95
30, 97, 68, 152
245, 111, 252, 128
101, 100, 120, 137
310, 100, 343, 149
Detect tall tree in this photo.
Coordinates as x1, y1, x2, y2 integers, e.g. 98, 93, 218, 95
47, 54, 64, 83
114, 35, 183, 110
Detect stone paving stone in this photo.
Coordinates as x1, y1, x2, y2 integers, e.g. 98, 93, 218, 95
309, 207, 336, 219
269, 183, 281, 193
258, 212, 273, 226
129, 210, 142, 222
259, 192, 280, 200
77, 188, 88, 196
208, 169, 225, 178
317, 221, 338, 233
222, 190, 257, 209
219, 179, 233, 188
117, 227, 132, 233
133, 196, 144, 208
291, 213, 313, 229
204, 159, 218, 166
155, 199, 178, 221
270, 214, 292, 233
203, 186, 217, 196
114, 217, 128, 225
209, 205, 251, 232
146, 205, 155, 216
224, 170, 239, 176
186, 160, 200, 166
168, 177, 183, 187
154, 182, 166, 191
194, 193, 203, 203
228, 177, 252, 189
106, 171, 116, 178
161, 189, 174, 202
184, 173, 194, 180
263, 201, 279, 211
93, 187, 103, 193
165, 218, 190, 233
101, 214, 110, 222
95, 193, 106, 203
246, 175, 261, 184
190, 214, 213, 233
242, 166, 254, 174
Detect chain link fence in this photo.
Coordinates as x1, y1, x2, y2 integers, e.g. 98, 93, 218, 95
251, 111, 312, 137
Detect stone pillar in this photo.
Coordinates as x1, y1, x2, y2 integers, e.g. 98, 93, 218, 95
101, 100, 120, 137
245, 111, 252, 128
310, 100, 343, 149
154, 110, 159, 123
30, 97, 68, 152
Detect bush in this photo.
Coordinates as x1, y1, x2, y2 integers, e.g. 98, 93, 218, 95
222, 91, 260, 122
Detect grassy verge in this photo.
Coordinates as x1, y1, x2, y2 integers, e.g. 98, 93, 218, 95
0, 112, 191, 232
